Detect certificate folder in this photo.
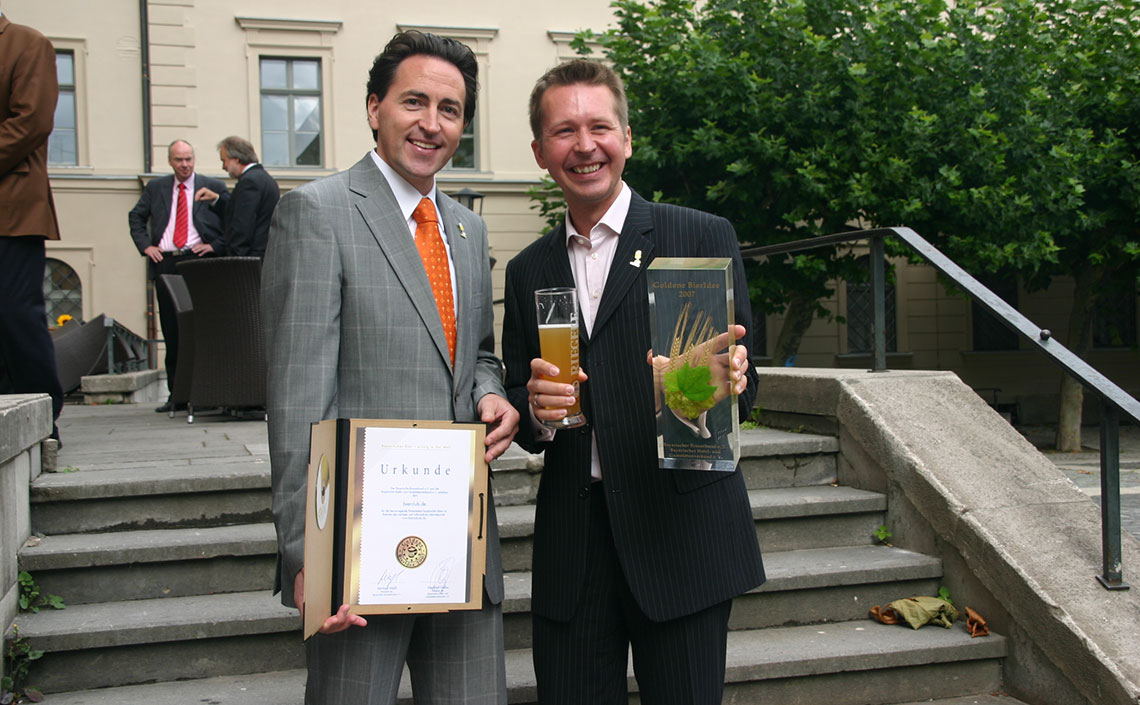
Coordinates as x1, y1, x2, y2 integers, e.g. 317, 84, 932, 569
303, 418, 488, 640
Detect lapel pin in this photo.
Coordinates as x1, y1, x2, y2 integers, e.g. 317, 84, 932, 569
630, 249, 642, 268
458, 223, 467, 239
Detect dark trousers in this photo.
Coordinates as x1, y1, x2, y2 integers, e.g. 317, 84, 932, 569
0, 236, 63, 422
532, 485, 733, 705
151, 252, 197, 393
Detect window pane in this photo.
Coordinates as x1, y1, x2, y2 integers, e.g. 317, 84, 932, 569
293, 96, 321, 132
292, 60, 320, 90
261, 132, 289, 167
54, 92, 76, 129
295, 133, 321, 166
450, 136, 474, 169
48, 129, 77, 165
260, 57, 324, 167
846, 257, 897, 353
261, 95, 288, 131
42, 259, 82, 325
56, 52, 74, 85
972, 276, 1019, 351
260, 59, 287, 89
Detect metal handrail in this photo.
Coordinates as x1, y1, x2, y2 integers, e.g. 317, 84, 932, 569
742, 225, 1136, 590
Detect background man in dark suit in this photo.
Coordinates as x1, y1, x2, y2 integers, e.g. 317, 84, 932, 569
262, 31, 518, 704
128, 139, 227, 412
502, 59, 765, 705
194, 135, 279, 259
0, 7, 63, 441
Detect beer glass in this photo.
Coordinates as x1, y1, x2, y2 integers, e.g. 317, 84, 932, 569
535, 287, 586, 429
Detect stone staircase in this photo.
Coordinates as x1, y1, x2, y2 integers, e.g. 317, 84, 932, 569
12, 417, 1022, 704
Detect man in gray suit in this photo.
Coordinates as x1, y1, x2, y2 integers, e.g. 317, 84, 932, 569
262, 31, 518, 705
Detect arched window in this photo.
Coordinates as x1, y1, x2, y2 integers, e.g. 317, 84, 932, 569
846, 255, 897, 354
43, 258, 82, 325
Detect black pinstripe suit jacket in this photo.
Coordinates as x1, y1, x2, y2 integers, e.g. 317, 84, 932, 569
503, 188, 766, 623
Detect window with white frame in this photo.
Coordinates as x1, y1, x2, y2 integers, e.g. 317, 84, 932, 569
49, 50, 78, 166
399, 25, 496, 173
260, 57, 323, 167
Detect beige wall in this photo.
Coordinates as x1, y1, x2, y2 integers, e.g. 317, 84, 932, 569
8, 0, 617, 347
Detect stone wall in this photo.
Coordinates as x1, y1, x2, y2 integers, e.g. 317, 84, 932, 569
0, 395, 52, 683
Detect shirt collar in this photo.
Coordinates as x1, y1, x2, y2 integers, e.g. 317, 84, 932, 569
369, 149, 439, 225
564, 181, 632, 247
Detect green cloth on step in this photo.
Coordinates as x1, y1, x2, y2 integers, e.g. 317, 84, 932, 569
888, 596, 958, 629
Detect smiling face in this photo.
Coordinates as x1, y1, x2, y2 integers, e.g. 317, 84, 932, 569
532, 83, 632, 233
168, 141, 195, 182
368, 54, 466, 195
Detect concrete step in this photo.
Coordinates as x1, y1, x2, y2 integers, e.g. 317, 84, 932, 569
18, 484, 885, 607
19, 523, 278, 604
13, 590, 302, 693
15, 543, 942, 691
498, 484, 885, 572
29, 461, 272, 533
490, 427, 839, 506
502, 544, 942, 648
34, 621, 1007, 704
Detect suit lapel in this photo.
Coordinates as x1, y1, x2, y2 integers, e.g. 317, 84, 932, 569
591, 191, 655, 338
154, 176, 174, 242
348, 155, 453, 369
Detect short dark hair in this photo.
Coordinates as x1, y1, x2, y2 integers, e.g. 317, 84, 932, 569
217, 136, 258, 165
366, 30, 479, 139
529, 59, 628, 141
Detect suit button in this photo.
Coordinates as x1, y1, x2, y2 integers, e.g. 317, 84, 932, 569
578, 426, 589, 436
578, 486, 590, 499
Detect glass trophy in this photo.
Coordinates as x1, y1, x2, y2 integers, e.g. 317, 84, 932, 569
647, 257, 739, 471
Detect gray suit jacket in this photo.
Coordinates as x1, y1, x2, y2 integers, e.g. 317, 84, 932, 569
263, 153, 505, 609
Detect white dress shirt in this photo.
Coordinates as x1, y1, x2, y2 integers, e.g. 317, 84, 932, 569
532, 182, 633, 480
158, 174, 203, 251
369, 149, 458, 302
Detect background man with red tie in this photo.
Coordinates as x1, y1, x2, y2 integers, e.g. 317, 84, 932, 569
128, 139, 227, 412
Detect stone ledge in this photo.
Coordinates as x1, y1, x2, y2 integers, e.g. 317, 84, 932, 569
0, 394, 52, 467
81, 370, 163, 405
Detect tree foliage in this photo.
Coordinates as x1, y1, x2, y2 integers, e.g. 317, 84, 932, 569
591, 0, 1140, 379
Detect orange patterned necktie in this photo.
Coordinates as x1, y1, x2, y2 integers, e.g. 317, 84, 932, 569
412, 197, 456, 365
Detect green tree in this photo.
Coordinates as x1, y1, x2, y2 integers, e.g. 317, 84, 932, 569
595, 0, 1139, 446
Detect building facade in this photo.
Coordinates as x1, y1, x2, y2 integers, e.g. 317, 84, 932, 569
10, 0, 1138, 421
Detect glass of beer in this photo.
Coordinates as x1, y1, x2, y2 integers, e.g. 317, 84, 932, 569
535, 287, 586, 429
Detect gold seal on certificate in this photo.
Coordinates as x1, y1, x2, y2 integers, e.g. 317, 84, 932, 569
396, 536, 428, 568
314, 454, 331, 530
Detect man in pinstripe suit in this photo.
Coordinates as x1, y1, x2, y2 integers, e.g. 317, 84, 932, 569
502, 60, 766, 704
263, 31, 517, 704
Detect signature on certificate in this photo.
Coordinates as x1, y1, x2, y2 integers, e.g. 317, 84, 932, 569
377, 569, 404, 591
428, 557, 456, 592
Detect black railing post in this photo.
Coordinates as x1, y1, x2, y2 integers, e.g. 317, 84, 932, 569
1097, 399, 1130, 590
104, 316, 116, 375
870, 234, 887, 372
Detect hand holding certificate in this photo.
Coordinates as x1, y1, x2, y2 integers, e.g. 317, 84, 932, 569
302, 419, 489, 640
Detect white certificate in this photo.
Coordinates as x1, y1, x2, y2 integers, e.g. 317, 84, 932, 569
356, 426, 476, 605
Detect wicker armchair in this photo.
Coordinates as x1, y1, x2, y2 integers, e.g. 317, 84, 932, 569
51, 315, 107, 394
177, 257, 266, 423
157, 274, 194, 416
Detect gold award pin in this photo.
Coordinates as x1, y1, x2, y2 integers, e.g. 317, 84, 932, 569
396, 536, 428, 569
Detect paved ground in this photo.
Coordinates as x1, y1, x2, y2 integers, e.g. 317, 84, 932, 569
1018, 424, 1140, 543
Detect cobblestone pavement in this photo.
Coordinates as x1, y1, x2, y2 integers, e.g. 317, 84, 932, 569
1019, 424, 1140, 544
